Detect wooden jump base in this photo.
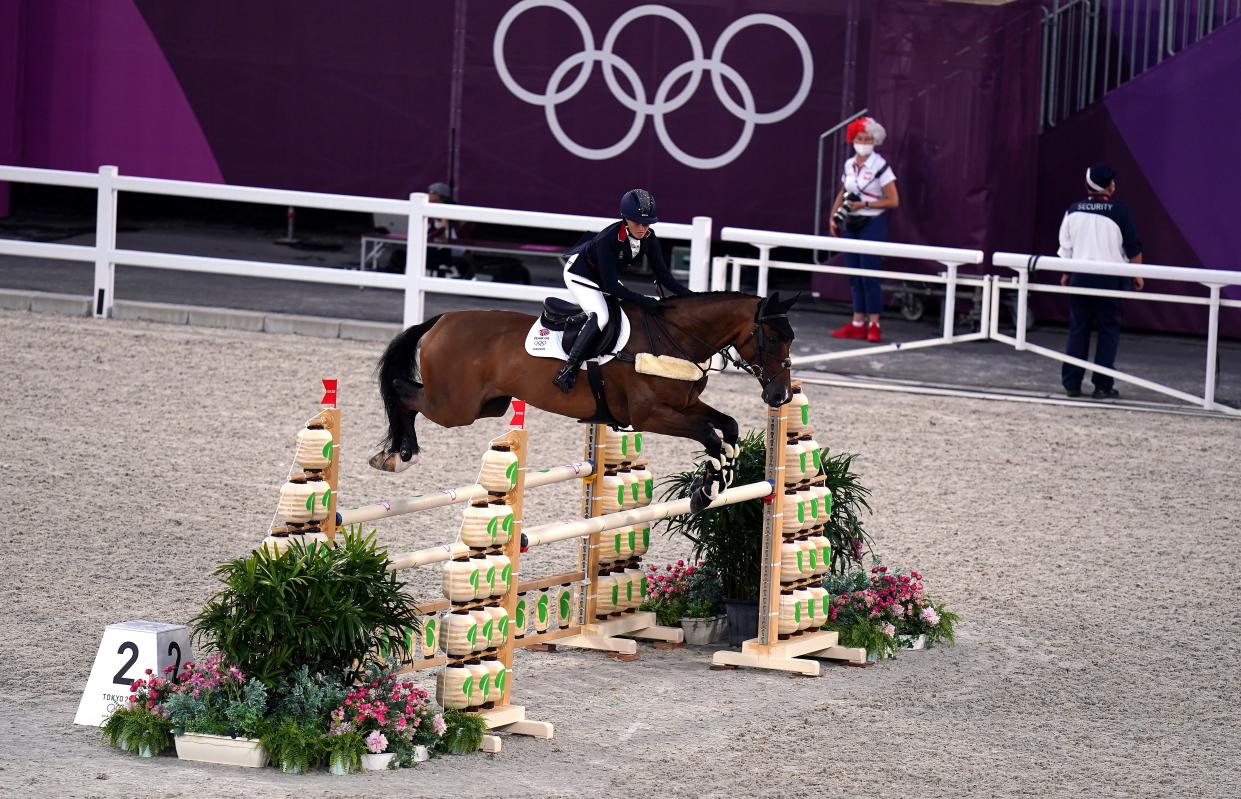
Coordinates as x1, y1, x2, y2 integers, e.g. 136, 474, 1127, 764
264, 379, 862, 751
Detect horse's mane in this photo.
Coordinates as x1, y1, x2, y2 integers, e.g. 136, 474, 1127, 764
661, 291, 758, 304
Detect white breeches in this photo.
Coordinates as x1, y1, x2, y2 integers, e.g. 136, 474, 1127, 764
563, 255, 609, 331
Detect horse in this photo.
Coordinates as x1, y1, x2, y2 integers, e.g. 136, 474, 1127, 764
369, 291, 797, 512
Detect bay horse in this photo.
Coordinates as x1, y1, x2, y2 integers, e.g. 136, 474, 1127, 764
370, 292, 797, 512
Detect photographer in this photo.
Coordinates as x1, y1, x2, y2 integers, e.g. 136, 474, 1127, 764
828, 116, 900, 343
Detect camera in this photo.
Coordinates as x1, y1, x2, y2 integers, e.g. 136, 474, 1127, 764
832, 191, 862, 231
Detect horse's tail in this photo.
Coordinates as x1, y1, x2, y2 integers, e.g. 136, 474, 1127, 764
377, 314, 442, 458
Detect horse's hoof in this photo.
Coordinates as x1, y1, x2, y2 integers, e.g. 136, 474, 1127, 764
690, 487, 710, 514
722, 441, 739, 459
369, 450, 418, 473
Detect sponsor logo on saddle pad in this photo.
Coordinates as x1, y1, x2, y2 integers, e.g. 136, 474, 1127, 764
524, 314, 631, 365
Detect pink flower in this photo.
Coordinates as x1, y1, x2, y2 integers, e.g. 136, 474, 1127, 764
920, 607, 940, 626
366, 730, 388, 754
432, 714, 447, 735
882, 624, 895, 637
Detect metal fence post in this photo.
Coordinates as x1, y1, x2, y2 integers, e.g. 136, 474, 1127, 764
1015, 269, 1030, 350
1204, 283, 1221, 410
940, 262, 960, 339
688, 215, 713, 292
402, 192, 430, 329
93, 165, 119, 319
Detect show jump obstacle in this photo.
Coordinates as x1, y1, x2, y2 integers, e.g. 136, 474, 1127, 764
263, 379, 863, 751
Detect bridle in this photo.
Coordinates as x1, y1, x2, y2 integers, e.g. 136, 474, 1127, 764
729, 296, 793, 388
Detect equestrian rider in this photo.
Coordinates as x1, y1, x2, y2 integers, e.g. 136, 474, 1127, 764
552, 189, 691, 392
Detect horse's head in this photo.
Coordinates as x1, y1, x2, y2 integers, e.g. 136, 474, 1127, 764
740, 292, 798, 407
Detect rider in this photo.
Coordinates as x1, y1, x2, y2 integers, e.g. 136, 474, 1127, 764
552, 188, 691, 392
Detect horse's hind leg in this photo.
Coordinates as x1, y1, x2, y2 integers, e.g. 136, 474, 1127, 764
370, 378, 424, 473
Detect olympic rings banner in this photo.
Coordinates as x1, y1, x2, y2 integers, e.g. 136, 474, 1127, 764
460, 0, 858, 233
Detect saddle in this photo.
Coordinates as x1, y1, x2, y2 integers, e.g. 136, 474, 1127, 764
539, 297, 623, 359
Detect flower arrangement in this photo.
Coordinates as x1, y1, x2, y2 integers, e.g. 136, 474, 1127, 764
163, 653, 268, 739
640, 561, 722, 625
325, 661, 446, 769
100, 669, 176, 756
822, 560, 960, 660
435, 707, 489, 755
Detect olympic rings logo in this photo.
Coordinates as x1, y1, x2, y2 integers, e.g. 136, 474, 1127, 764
493, 1, 814, 170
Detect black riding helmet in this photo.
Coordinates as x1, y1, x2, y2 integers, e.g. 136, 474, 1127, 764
619, 189, 658, 225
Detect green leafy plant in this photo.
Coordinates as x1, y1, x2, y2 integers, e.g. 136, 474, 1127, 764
658, 431, 767, 600
435, 708, 488, 755
267, 666, 347, 729
322, 729, 367, 774
259, 717, 324, 774
659, 432, 875, 599
819, 451, 875, 573
192, 527, 422, 687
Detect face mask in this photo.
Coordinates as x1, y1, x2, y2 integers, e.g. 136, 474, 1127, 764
853, 143, 874, 157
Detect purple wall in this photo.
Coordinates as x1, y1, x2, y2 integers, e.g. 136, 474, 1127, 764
1034, 18, 1241, 336
0, 0, 24, 215
16, 0, 222, 184
2, 0, 862, 231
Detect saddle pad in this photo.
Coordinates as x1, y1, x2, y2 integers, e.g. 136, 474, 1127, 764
524, 313, 631, 367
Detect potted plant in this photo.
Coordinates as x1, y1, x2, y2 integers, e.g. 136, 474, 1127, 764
100, 669, 175, 757
876, 565, 961, 650
259, 717, 323, 774
323, 729, 367, 775
164, 654, 270, 767
659, 432, 874, 645
325, 659, 447, 770
435, 708, 489, 755
641, 561, 726, 645
258, 666, 345, 773
191, 528, 422, 689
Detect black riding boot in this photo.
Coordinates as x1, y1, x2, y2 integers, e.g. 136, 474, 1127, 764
552, 315, 601, 393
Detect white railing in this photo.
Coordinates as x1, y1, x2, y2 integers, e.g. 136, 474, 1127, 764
992, 252, 1241, 412
0, 164, 713, 328
717, 227, 987, 365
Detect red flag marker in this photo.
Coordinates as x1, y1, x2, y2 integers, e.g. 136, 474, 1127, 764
510, 399, 526, 429
322, 378, 338, 407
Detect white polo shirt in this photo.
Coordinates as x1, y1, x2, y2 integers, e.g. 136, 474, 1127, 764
842, 153, 896, 217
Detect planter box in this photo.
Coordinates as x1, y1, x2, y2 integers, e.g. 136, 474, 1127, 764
680, 615, 726, 645
362, 752, 396, 771
898, 634, 928, 650
174, 733, 268, 768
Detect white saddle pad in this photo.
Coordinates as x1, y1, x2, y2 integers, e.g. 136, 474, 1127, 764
524, 314, 631, 368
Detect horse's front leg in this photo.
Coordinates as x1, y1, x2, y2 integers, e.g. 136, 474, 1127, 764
638, 405, 726, 514
697, 404, 740, 488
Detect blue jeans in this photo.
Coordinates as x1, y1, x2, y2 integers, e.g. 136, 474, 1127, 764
1062, 295, 1122, 391
844, 213, 887, 315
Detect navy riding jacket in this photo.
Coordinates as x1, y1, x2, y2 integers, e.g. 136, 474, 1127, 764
565, 220, 690, 309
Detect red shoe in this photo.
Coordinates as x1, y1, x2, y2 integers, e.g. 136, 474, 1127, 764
867, 322, 882, 343
831, 322, 867, 339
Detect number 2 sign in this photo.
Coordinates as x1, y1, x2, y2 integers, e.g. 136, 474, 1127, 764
74, 621, 193, 726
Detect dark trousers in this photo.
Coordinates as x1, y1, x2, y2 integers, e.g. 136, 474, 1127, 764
844, 213, 887, 315
1062, 294, 1122, 391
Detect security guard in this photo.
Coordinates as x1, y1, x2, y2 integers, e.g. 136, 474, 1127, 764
552, 189, 691, 392
1057, 163, 1144, 398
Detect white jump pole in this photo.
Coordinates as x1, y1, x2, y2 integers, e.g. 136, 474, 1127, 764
338, 461, 593, 526
386, 480, 773, 571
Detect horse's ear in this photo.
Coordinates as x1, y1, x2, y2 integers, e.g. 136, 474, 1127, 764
783, 291, 803, 310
